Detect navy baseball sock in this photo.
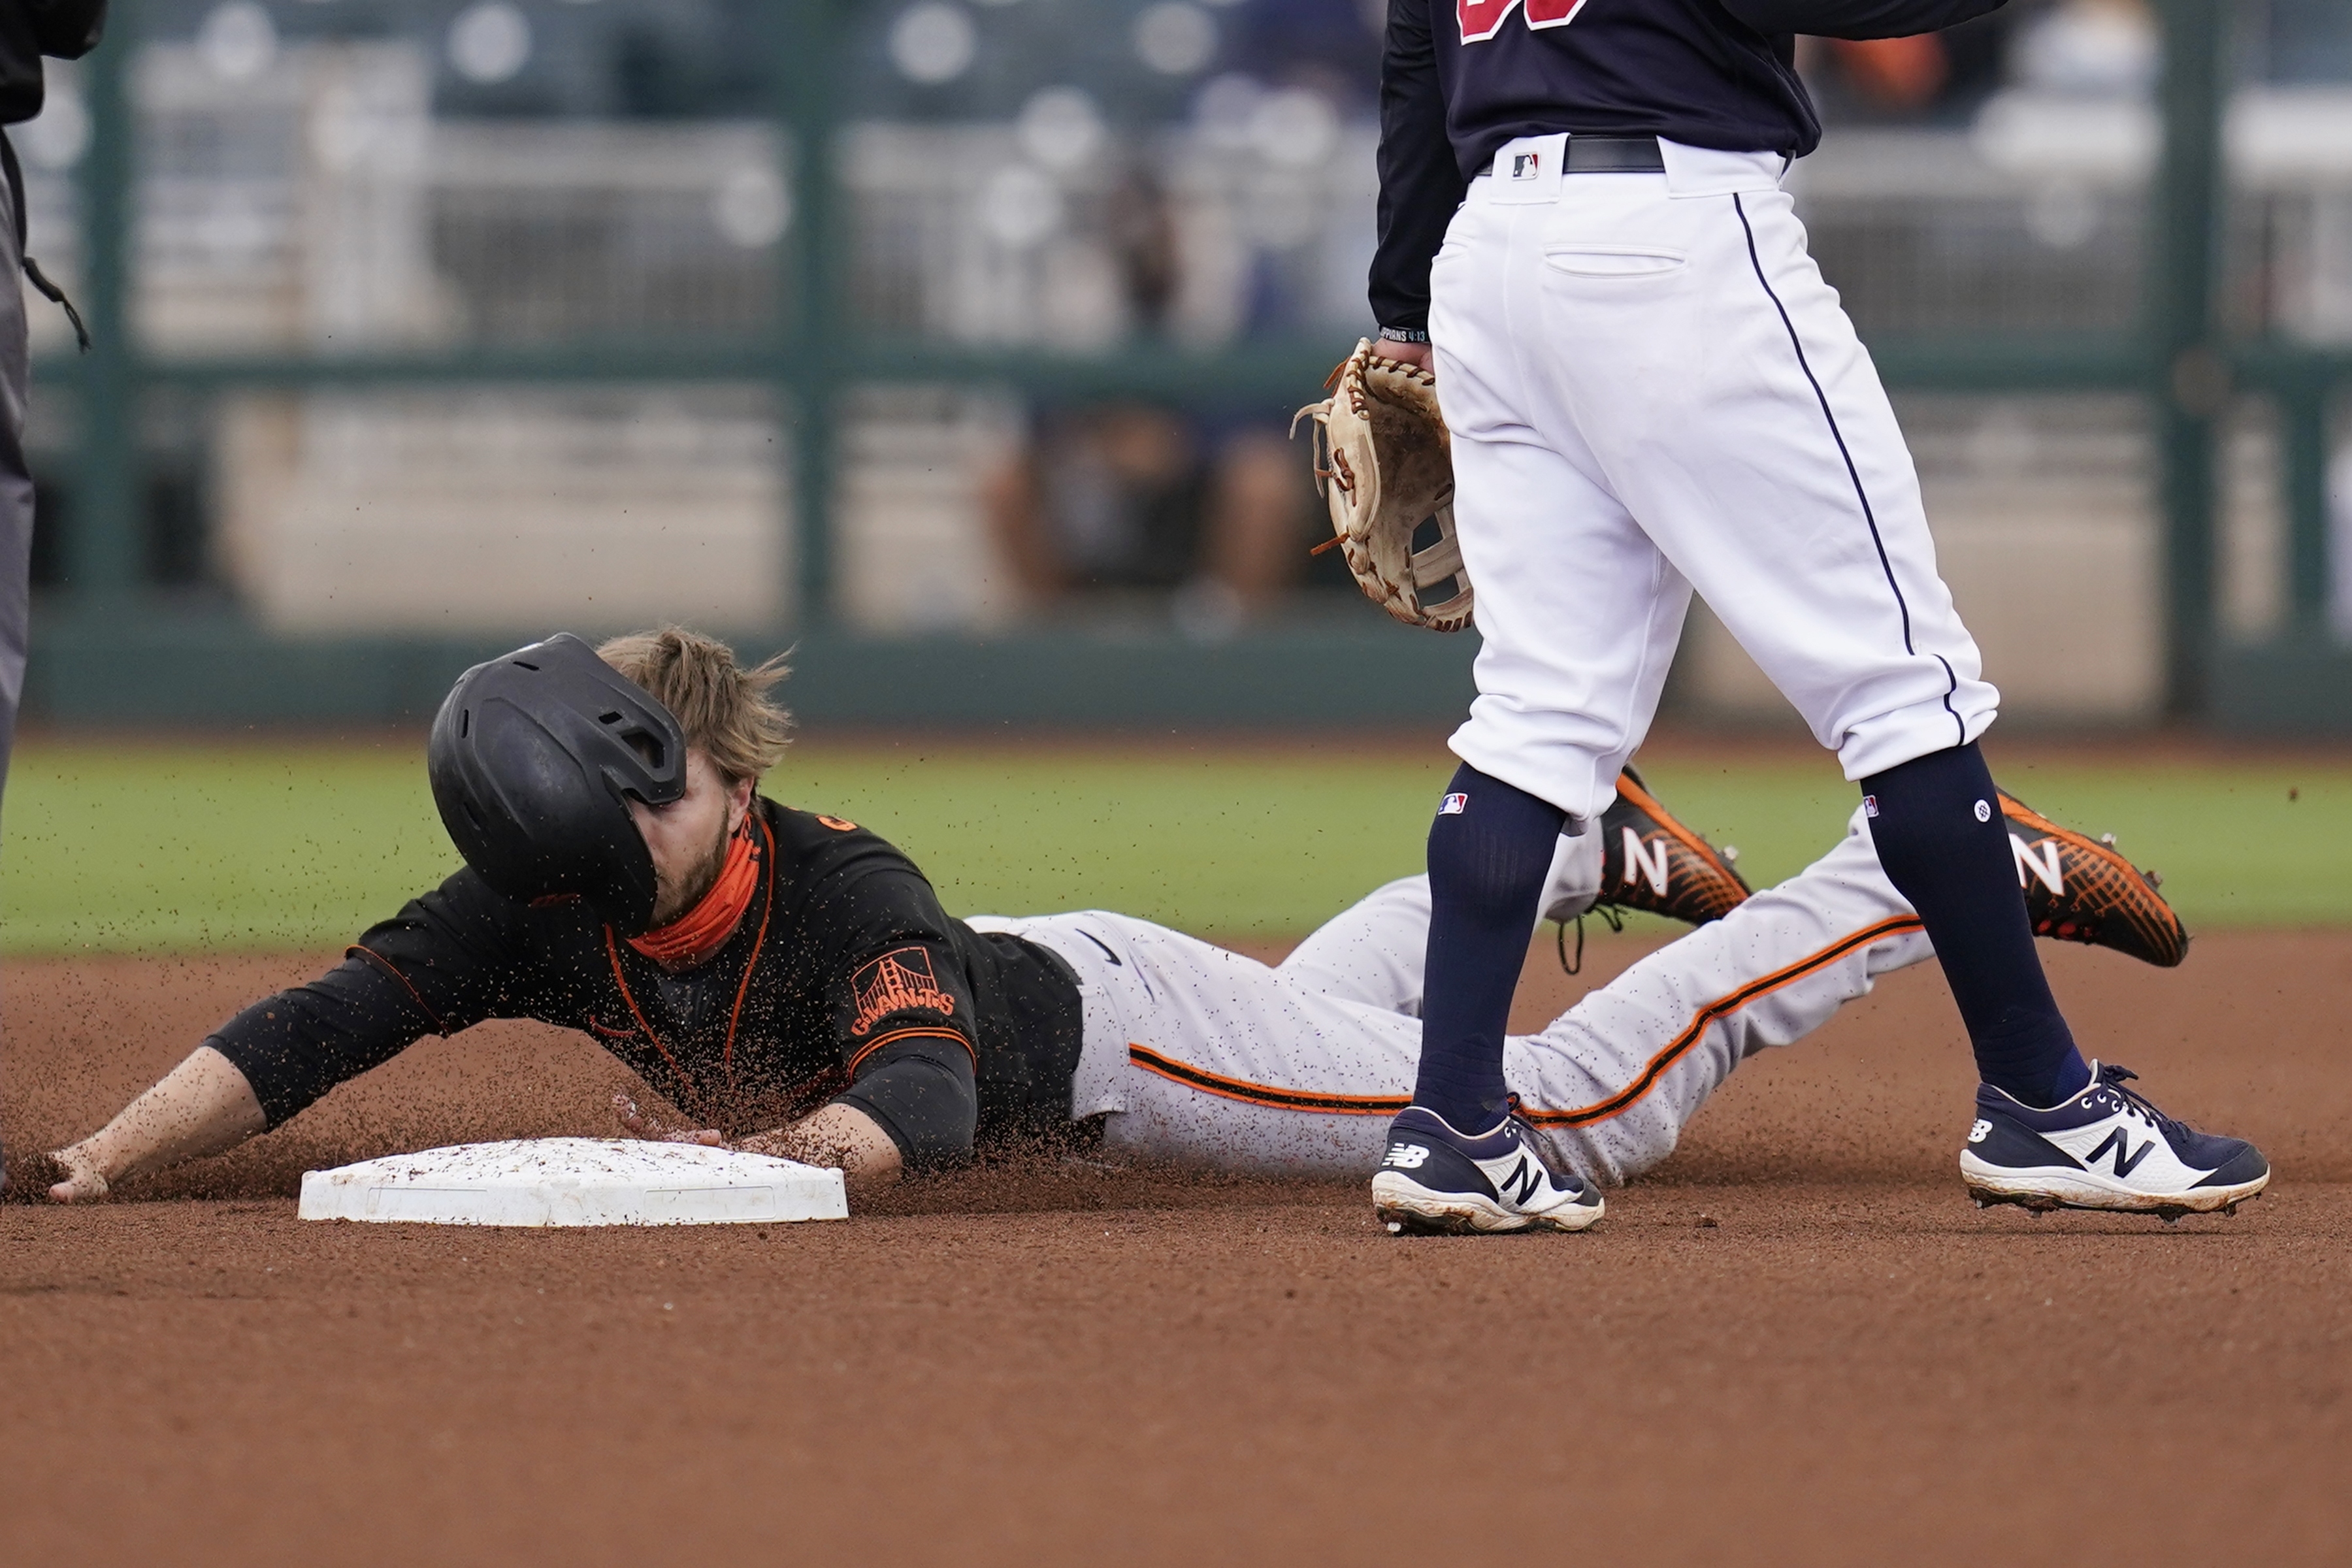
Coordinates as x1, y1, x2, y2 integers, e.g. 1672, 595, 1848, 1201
1861, 742, 2091, 1109
1413, 762, 1566, 1132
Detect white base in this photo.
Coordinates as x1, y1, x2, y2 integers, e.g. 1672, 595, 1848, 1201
297, 1138, 849, 1227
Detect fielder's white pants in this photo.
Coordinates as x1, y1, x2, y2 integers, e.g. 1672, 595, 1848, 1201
1431, 137, 1999, 821
975, 807, 1935, 1186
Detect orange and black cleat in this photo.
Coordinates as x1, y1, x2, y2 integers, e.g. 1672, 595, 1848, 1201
1999, 791, 2189, 968
1591, 765, 1753, 927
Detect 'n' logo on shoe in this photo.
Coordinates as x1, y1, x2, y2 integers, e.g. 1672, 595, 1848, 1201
2011, 834, 2064, 896
1621, 828, 1670, 898
1383, 1142, 1431, 1170
1499, 1155, 1542, 1206
2088, 1128, 2153, 1177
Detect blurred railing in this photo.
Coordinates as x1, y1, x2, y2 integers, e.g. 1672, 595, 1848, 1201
14, 0, 2352, 729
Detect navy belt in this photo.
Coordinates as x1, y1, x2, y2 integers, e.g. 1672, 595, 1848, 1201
1474, 135, 1666, 180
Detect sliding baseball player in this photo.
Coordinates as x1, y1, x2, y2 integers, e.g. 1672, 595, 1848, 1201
20, 630, 2206, 1225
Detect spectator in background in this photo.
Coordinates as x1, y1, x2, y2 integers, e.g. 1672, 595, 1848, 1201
0, 0, 107, 1177
1105, 153, 1182, 336
983, 402, 1315, 639
975, 0, 1388, 634
986, 101, 1329, 640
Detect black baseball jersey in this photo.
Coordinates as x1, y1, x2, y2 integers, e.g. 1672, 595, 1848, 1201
1370, 0, 2010, 331
209, 798, 1085, 1168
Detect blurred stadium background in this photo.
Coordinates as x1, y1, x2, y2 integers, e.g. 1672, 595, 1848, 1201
8, 0, 2352, 950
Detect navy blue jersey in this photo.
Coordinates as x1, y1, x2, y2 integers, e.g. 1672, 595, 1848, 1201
1370, 0, 2009, 331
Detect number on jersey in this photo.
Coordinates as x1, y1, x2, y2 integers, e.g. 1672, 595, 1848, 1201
1460, 0, 1590, 45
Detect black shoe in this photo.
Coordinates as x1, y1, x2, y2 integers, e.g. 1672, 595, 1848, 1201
1585, 765, 1751, 926
1999, 791, 2189, 968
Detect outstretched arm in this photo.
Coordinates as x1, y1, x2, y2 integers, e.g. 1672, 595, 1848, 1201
44, 1046, 267, 1201
38, 872, 529, 1201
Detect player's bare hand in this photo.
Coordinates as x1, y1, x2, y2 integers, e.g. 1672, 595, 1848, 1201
612, 1094, 723, 1147
1377, 337, 1433, 372
738, 1105, 904, 1184
42, 1147, 110, 1203
733, 1127, 803, 1162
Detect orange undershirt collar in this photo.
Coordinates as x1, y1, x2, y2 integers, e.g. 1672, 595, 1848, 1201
627, 823, 759, 970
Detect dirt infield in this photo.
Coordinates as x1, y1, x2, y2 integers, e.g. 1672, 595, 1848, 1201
4, 934, 2349, 1563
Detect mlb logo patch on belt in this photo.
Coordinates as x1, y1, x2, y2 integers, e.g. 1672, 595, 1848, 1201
1489, 134, 1564, 203
1439, 792, 1469, 815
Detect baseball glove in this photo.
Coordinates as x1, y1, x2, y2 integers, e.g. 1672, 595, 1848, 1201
1292, 338, 1473, 632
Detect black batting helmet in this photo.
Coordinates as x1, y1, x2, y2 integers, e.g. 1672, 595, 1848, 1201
427, 632, 689, 934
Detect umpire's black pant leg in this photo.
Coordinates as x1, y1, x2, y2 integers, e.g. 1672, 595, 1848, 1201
0, 132, 33, 1182
0, 136, 29, 808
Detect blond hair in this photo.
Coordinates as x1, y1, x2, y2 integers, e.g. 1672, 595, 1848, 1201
597, 627, 793, 785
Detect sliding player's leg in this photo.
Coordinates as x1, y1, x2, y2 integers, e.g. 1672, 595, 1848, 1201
1277, 830, 1603, 1017
992, 909, 1422, 1175
1506, 806, 1929, 1186
989, 809, 1872, 1183
990, 791, 2187, 1188
1275, 764, 1744, 1017
1273, 875, 1433, 1019
1507, 791, 2232, 1207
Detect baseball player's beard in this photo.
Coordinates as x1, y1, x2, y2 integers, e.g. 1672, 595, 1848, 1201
650, 813, 734, 930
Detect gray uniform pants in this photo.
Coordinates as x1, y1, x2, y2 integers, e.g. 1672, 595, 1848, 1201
983, 806, 1932, 1186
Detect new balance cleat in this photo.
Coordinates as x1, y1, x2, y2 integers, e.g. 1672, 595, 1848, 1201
1372, 1105, 1605, 1235
1959, 1062, 2268, 1220
2000, 791, 2188, 968
1585, 765, 1752, 927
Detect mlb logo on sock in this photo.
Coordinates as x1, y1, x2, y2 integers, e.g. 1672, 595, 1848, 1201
1511, 152, 1540, 180
1439, 792, 1469, 815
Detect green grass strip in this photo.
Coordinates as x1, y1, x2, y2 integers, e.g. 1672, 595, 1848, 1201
3, 738, 2347, 955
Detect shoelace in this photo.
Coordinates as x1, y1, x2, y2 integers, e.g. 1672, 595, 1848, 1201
2095, 1063, 2196, 1138
1554, 904, 1625, 975
1501, 1094, 1580, 1192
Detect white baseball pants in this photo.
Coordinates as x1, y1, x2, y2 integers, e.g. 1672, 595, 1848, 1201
977, 806, 1935, 1186
1430, 137, 1999, 821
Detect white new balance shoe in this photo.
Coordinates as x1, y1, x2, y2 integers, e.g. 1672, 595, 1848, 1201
1959, 1062, 2270, 1220
1371, 1105, 1605, 1235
